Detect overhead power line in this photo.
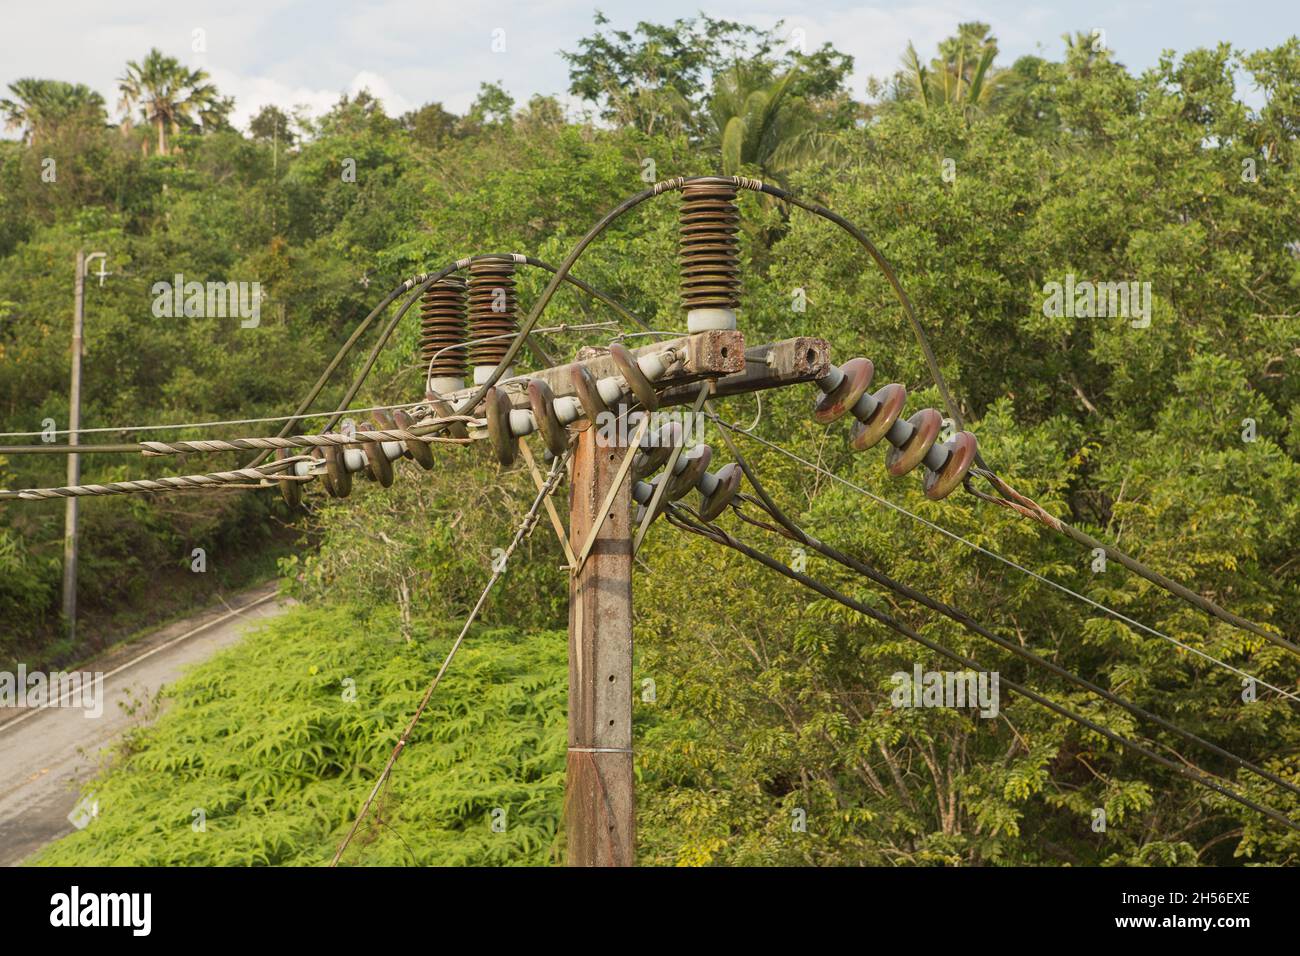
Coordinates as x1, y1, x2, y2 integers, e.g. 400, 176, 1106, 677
708, 413, 1300, 704
666, 506, 1300, 835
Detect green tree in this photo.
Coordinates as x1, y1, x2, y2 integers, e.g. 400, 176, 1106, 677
898, 23, 1004, 116
118, 48, 222, 155
249, 104, 296, 147
0, 79, 106, 146
705, 62, 830, 184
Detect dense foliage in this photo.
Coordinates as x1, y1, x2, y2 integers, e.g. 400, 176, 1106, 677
10, 20, 1300, 864
32, 606, 571, 865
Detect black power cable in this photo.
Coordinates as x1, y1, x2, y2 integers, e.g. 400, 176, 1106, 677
665, 505, 1300, 834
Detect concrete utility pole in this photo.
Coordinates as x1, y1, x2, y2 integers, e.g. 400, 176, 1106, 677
521, 333, 829, 866
62, 250, 105, 642
566, 421, 635, 866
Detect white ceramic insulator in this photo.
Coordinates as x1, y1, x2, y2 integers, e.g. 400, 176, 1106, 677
508, 408, 535, 437
596, 376, 624, 405
636, 350, 675, 382
474, 365, 514, 385
686, 308, 736, 332
429, 376, 464, 395
555, 396, 582, 425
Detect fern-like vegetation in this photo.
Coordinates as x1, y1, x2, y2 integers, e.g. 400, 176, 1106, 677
31, 604, 571, 866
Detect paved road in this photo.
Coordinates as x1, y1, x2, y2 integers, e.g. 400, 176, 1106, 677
0, 584, 294, 866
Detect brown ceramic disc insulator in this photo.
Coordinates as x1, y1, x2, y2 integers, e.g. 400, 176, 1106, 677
322, 444, 352, 499
275, 447, 302, 509
609, 342, 658, 411
697, 463, 742, 522
924, 431, 978, 500
485, 386, 517, 467
632, 421, 682, 480
467, 258, 519, 369
572, 364, 613, 423
678, 182, 741, 313
393, 409, 434, 470
371, 409, 403, 458
886, 408, 943, 478
849, 383, 908, 453
360, 420, 394, 487
423, 397, 468, 441
371, 408, 410, 460
310, 447, 334, 496
813, 358, 874, 425
419, 277, 469, 379
528, 379, 568, 457
664, 444, 712, 503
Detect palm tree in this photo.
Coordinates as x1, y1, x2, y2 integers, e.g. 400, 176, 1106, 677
118, 49, 220, 155
898, 24, 1004, 117
705, 62, 835, 186
1, 79, 105, 146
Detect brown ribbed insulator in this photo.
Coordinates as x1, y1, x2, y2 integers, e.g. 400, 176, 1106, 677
419, 277, 469, 380
467, 258, 519, 369
678, 181, 741, 313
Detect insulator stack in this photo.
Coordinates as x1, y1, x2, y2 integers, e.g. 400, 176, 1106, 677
419, 276, 469, 396
678, 181, 741, 332
483, 339, 684, 467
811, 357, 978, 501
631, 443, 743, 524
467, 257, 519, 384
276, 410, 446, 506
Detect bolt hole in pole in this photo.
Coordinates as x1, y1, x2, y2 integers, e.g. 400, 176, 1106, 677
806, 349, 817, 364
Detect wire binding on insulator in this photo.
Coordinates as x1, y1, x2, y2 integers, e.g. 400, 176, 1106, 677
419, 277, 469, 394
468, 257, 519, 382
678, 181, 740, 332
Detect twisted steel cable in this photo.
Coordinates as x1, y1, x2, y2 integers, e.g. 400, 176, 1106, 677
1, 457, 311, 501
138, 416, 480, 457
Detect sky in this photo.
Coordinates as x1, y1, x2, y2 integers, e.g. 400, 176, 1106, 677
1, 0, 1297, 133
